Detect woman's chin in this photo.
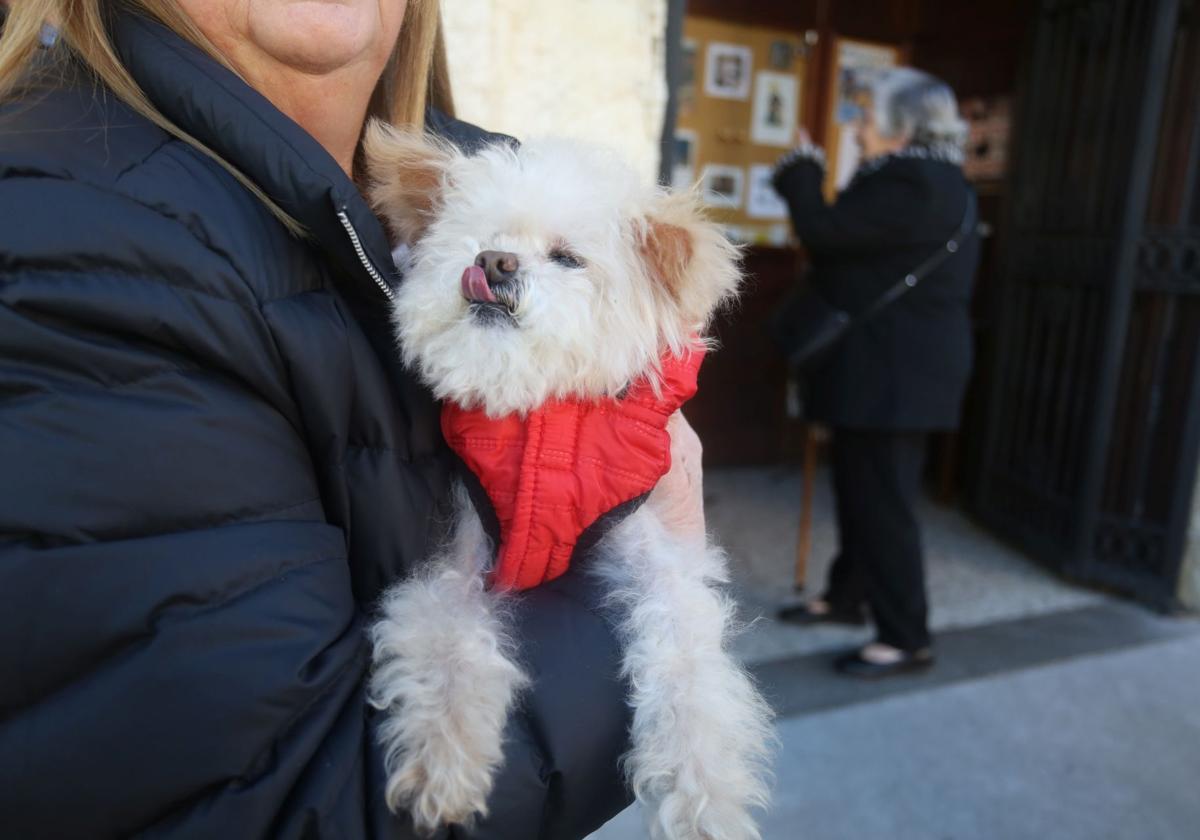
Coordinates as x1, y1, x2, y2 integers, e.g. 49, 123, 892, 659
248, 0, 385, 75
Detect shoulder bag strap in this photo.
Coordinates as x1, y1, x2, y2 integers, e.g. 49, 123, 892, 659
858, 188, 978, 321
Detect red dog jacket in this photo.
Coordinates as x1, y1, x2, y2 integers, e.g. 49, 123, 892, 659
442, 346, 706, 591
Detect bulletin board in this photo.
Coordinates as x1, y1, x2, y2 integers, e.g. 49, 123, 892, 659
821, 37, 904, 201
674, 17, 812, 247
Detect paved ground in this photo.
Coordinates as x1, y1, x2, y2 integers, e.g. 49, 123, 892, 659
594, 630, 1200, 840
706, 466, 1107, 663
586, 467, 1200, 840
750, 600, 1197, 718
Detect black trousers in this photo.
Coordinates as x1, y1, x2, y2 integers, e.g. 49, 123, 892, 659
823, 429, 931, 651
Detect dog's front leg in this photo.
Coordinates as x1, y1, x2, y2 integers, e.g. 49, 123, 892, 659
596, 510, 775, 840
368, 483, 529, 832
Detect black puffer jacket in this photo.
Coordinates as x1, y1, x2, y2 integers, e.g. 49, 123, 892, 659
773, 152, 980, 430
0, 12, 631, 839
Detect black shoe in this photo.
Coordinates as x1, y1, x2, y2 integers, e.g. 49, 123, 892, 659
777, 601, 867, 627
833, 647, 934, 679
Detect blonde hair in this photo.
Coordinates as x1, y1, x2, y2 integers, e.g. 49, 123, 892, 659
0, 0, 452, 234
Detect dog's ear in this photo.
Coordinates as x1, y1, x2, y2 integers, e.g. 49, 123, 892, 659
640, 217, 695, 300
362, 119, 457, 244
638, 192, 742, 329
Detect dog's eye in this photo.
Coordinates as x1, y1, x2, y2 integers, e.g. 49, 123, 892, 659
548, 247, 586, 269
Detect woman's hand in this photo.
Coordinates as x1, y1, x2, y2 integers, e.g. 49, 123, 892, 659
647, 411, 707, 549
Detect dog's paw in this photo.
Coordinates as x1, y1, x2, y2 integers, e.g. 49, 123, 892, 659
368, 570, 530, 832
623, 604, 775, 840
650, 785, 765, 840
638, 673, 774, 840
641, 725, 771, 840
371, 637, 504, 831
375, 723, 495, 832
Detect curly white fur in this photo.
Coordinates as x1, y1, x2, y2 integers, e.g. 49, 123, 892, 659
594, 510, 776, 839
365, 122, 741, 417
367, 487, 529, 832
365, 124, 773, 838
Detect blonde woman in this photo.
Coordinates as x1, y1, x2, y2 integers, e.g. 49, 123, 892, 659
0, 2, 704, 836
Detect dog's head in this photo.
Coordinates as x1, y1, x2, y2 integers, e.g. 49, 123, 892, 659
364, 121, 741, 416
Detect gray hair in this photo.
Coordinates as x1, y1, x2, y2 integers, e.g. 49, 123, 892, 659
857, 67, 968, 150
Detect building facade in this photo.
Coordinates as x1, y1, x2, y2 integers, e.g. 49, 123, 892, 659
442, 0, 669, 185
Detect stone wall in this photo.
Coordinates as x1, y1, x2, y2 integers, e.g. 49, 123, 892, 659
441, 0, 669, 185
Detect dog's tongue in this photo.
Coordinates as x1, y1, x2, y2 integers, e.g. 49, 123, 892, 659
461, 265, 497, 303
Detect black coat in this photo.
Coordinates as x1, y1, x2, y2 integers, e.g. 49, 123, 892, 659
0, 12, 631, 839
772, 153, 980, 430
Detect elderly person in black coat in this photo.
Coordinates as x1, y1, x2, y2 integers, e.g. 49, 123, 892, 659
0, 1, 705, 836
772, 68, 979, 678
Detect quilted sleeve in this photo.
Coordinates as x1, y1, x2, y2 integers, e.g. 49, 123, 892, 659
0, 175, 383, 839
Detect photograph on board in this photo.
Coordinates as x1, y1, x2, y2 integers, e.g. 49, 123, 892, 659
751, 71, 799, 147
704, 42, 753, 100
700, 164, 745, 208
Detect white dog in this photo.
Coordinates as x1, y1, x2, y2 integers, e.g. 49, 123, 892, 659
363, 122, 774, 840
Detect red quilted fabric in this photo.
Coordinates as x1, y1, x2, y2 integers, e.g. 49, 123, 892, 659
442, 346, 706, 591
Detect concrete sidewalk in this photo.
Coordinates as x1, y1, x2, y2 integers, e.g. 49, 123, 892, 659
588, 467, 1200, 840
705, 466, 1107, 664
592, 631, 1200, 840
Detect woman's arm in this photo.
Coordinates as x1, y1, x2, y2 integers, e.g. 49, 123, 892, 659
772, 137, 930, 255
0, 179, 389, 838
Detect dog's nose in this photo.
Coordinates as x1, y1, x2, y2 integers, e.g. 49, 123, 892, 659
474, 250, 519, 286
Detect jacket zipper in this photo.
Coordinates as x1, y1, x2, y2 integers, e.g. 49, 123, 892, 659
336, 208, 396, 301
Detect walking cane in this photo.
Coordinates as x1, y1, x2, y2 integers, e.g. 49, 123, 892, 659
793, 423, 818, 593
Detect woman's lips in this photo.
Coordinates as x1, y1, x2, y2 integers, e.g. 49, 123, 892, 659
461, 265, 497, 303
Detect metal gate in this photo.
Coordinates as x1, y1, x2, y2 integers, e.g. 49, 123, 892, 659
974, 0, 1200, 607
